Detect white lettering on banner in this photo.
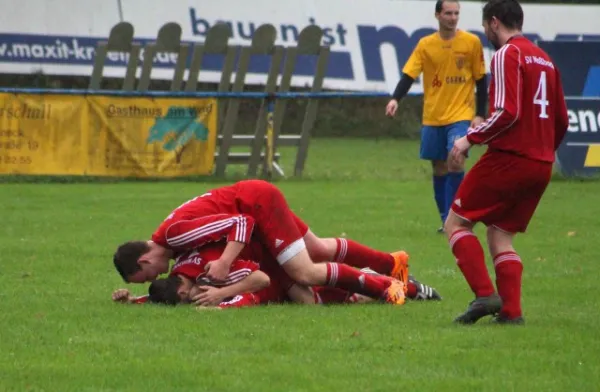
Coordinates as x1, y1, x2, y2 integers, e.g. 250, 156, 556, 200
0, 39, 178, 66
0, 0, 599, 92
568, 110, 600, 133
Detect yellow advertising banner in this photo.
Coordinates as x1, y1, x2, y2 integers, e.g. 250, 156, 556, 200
0, 93, 217, 177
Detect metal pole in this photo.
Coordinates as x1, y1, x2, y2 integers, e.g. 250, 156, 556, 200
265, 97, 275, 180
117, 0, 124, 22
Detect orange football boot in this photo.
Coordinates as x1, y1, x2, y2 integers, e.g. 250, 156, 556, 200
390, 251, 410, 293
384, 279, 406, 305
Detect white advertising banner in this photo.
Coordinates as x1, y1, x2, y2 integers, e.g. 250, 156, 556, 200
1, 0, 599, 93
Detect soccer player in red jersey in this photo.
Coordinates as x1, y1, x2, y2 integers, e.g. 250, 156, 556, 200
112, 243, 306, 307
444, 0, 569, 325
112, 242, 379, 308
113, 180, 409, 305
146, 246, 374, 308
112, 241, 441, 308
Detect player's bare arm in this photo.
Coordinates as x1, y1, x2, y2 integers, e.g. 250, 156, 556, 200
111, 288, 148, 304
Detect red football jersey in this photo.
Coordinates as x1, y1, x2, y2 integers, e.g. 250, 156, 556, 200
130, 243, 265, 307
151, 183, 254, 252
171, 248, 262, 309
171, 244, 291, 306
467, 36, 569, 162
171, 245, 260, 287
172, 241, 293, 304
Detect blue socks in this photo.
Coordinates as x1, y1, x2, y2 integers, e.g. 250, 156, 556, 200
433, 175, 447, 223
445, 172, 464, 220
433, 172, 464, 224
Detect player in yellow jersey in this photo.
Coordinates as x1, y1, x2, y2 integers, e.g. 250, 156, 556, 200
386, 0, 488, 233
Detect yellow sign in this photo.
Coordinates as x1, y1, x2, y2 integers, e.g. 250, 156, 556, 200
584, 145, 600, 167
0, 93, 217, 177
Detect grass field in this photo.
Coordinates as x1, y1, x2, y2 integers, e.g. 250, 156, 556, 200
2, 138, 599, 392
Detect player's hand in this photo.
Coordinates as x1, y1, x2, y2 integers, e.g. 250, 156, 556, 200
471, 116, 485, 128
112, 289, 132, 303
450, 136, 472, 165
204, 259, 230, 282
385, 99, 399, 117
191, 286, 227, 307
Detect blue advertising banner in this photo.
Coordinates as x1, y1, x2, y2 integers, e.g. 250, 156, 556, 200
556, 98, 600, 177
537, 41, 600, 176
537, 41, 600, 97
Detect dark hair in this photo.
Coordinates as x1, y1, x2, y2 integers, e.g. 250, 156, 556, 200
435, 0, 459, 14
113, 241, 150, 282
482, 0, 524, 30
148, 275, 183, 305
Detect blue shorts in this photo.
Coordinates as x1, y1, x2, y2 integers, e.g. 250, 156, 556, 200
420, 120, 470, 161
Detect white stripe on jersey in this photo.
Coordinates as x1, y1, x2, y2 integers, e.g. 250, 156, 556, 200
469, 45, 509, 137
467, 44, 522, 144
235, 216, 248, 243
167, 218, 234, 247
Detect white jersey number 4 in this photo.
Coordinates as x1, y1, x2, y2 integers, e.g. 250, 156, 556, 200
534, 71, 550, 119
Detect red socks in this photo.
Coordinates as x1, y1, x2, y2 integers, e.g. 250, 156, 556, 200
326, 262, 390, 299
449, 230, 495, 297
334, 238, 395, 274
494, 252, 523, 318
450, 230, 525, 319
406, 281, 418, 298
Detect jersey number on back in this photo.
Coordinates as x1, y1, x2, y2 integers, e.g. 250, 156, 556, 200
534, 71, 549, 119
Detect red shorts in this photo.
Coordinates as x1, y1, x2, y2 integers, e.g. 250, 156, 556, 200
255, 268, 295, 304
229, 239, 296, 304
236, 180, 309, 264
253, 248, 296, 304
451, 150, 552, 233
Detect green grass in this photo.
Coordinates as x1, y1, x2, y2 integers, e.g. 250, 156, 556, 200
1, 138, 599, 392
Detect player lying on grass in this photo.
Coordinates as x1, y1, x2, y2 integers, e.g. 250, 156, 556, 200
139, 270, 441, 308
113, 254, 347, 308
114, 180, 409, 305
113, 242, 442, 308
113, 267, 441, 309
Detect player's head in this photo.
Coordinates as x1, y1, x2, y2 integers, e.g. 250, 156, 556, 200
482, 0, 524, 49
148, 275, 183, 305
113, 240, 170, 283
148, 274, 198, 305
435, 0, 460, 32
